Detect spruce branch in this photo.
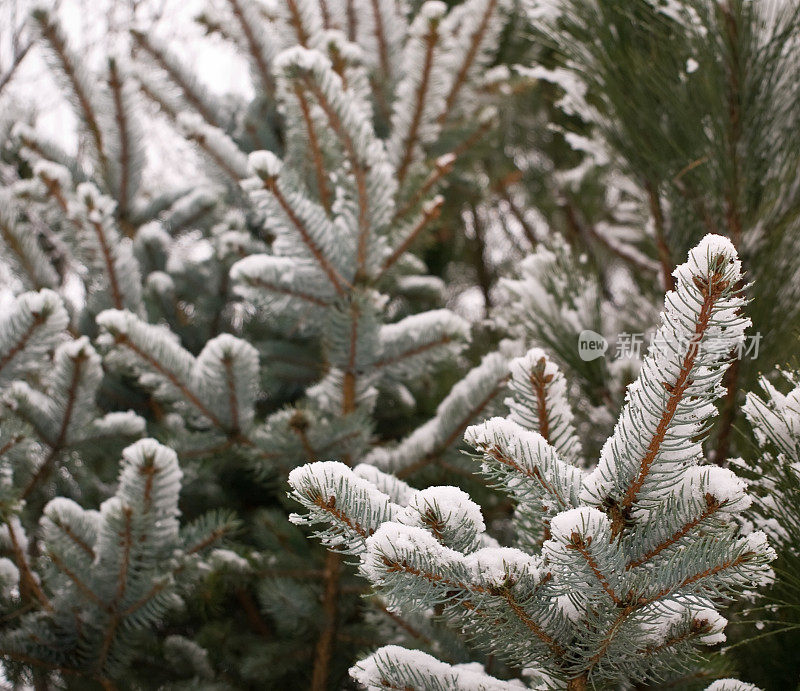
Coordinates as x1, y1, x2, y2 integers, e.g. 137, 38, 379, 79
292, 236, 774, 690
106, 55, 144, 222
131, 29, 228, 130
225, 0, 277, 95
30, 7, 110, 178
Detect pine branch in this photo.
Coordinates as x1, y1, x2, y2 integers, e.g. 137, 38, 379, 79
292, 83, 333, 213
367, 0, 392, 83
494, 171, 539, 248
0, 290, 67, 384
178, 114, 248, 183
646, 182, 676, 292
438, 0, 499, 124
619, 280, 721, 516
286, 0, 313, 46
0, 38, 32, 97
379, 196, 443, 277
255, 172, 348, 294
0, 200, 57, 290
393, 153, 455, 223
626, 497, 724, 570
400, 384, 508, 479
5, 520, 52, 611
21, 344, 87, 498
95, 506, 133, 673
32, 8, 109, 180
395, 11, 441, 187
131, 30, 227, 130
100, 320, 221, 428
226, 0, 276, 94
106, 57, 139, 221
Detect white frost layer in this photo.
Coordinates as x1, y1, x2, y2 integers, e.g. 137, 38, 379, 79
248, 150, 283, 178
742, 530, 776, 563
691, 605, 728, 644
361, 522, 541, 586
0, 557, 20, 596
353, 464, 417, 506
289, 461, 394, 513
548, 507, 608, 541
209, 549, 250, 573
680, 466, 751, 512
464, 547, 541, 584
400, 485, 485, 535
705, 680, 761, 691
351, 645, 526, 691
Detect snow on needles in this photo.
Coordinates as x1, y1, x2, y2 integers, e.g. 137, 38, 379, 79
352, 645, 526, 691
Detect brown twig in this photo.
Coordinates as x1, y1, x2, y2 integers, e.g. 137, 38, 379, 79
311, 550, 342, 691
645, 182, 675, 292
226, 0, 275, 94
107, 59, 133, 221
395, 17, 439, 188
293, 84, 333, 214
22, 347, 87, 498
626, 497, 723, 569
266, 180, 349, 295
379, 197, 443, 277
437, 0, 498, 124
35, 12, 109, 178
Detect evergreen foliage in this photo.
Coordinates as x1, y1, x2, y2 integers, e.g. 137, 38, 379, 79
290, 236, 776, 689
0, 0, 798, 688
1, 0, 522, 687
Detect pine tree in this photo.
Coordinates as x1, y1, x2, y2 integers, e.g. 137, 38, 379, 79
515, 0, 800, 466
1, 0, 521, 687
2, 0, 798, 687
290, 235, 776, 689
724, 368, 800, 687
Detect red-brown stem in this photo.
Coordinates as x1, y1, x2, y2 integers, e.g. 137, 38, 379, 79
6, 520, 52, 611
646, 182, 675, 292
36, 13, 109, 177
617, 278, 723, 521
111, 334, 223, 427
293, 84, 333, 214
107, 60, 132, 222
626, 498, 723, 570
132, 30, 224, 128
311, 549, 342, 691
0, 314, 45, 378
22, 348, 86, 498
379, 197, 443, 277
286, 0, 311, 45
494, 171, 538, 248
266, 179, 348, 295
226, 0, 275, 94
395, 18, 439, 187
299, 76, 371, 275
393, 155, 455, 222
569, 538, 621, 605
369, 0, 391, 82
437, 0, 498, 124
